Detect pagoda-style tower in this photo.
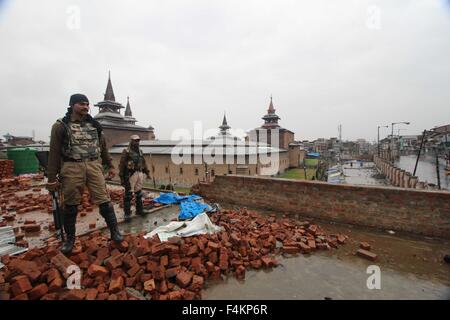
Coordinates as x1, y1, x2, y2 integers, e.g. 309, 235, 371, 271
94, 71, 125, 115
247, 96, 295, 150
219, 113, 231, 136
124, 96, 137, 124
93, 72, 155, 148
261, 96, 280, 129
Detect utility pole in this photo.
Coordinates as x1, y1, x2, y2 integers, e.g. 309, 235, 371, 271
435, 146, 441, 190
413, 130, 426, 176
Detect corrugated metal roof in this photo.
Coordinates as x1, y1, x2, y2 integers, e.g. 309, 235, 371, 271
0, 226, 28, 257
0, 244, 28, 257
0, 226, 15, 246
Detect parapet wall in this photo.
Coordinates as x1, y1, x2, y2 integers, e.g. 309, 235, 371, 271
196, 175, 450, 239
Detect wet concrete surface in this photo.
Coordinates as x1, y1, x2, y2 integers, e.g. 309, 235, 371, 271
396, 155, 449, 191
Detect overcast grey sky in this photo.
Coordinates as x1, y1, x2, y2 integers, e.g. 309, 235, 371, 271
1, 0, 449, 142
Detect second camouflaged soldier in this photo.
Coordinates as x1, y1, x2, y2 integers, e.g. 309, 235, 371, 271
119, 135, 150, 222
47, 93, 123, 254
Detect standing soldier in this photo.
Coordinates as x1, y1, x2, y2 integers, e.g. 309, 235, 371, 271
46, 93, 123, 254
119, 135, 150, 222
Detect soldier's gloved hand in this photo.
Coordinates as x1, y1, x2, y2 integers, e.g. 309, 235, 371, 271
46, 181, 60, 192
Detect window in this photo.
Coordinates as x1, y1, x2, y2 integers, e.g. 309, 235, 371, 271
195, 168, 199, 176
165, 167, 169, 174
180, 167, 183, 175
211, 170, 215, 177
228, 170, 232, 174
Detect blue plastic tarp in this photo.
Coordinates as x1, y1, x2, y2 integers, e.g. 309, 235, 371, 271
153, 192, 209, 219
153, 192, 202, 205
179, 202, 212, 220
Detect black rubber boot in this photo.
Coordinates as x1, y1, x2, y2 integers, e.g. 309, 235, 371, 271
60, 205, 77, 255
135, 190, 144, 216
99, 202, 123, 242
123, 191, 132, 222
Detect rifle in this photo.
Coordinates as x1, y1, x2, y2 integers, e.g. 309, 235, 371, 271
35, 151, 65, 241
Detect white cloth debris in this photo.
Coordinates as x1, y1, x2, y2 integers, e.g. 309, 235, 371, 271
144, 212, 222, 242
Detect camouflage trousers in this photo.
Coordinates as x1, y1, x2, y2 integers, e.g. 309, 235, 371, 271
59, 159, 110, 206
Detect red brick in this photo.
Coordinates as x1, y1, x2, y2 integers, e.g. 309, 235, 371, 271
105, 255, 123, 270
191, 257, 202, 268
22, 224, 41, 232
186, 245, 199, 257
49, 277, 64, 292
307, 225, 318, 235
207, 241, 220, 250
235, 265, 246, 280
85, 288, 98, 300
219, 253, 229, 271
9, 259, 42, 282
282, 246, 299, 254
125, 276, 136, 287
176, 271, 193, 288
182, 290, 196, 300
191, 275, 204, 291
127, 264, 141, 278
166, 267, 181, 278
205, 261, 215, 272
51, 252, 76, 278
160, 255, 169, 267
308, 240, 317, 250
299, 243, 311, 254
29, 283, 49, 300
12, 293, 29, 300
109, 276, 124, 294
88, 264, 109, 277
168, 290, 183, 300
143, 279, 156, 293
261, 257, 276, 268
63, 289, 86, 300
11, 275, 32, 297
357, 249, 377, 261
96, 247, 110, 260
250, 259, 262, 269
97, 293, 109, 300
360, 242, 371, 250
151, 243, 169, 256
337, 235, 347, 244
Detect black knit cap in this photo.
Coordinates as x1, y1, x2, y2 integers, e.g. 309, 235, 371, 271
69, 93, 89, 107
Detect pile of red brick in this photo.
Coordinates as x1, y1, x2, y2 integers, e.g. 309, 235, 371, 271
0, 208, 348, 300
0, 160, 14, 179
0, 174, 44, 193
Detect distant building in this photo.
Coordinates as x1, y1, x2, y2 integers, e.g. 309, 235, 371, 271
2, 133, 34, 146
246, 97, 304, 168
94, 72, 155, 148
109, 115, 290, 188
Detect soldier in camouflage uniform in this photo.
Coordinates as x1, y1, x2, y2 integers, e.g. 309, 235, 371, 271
46, 93, 123, 254
119, 135, 150, 222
